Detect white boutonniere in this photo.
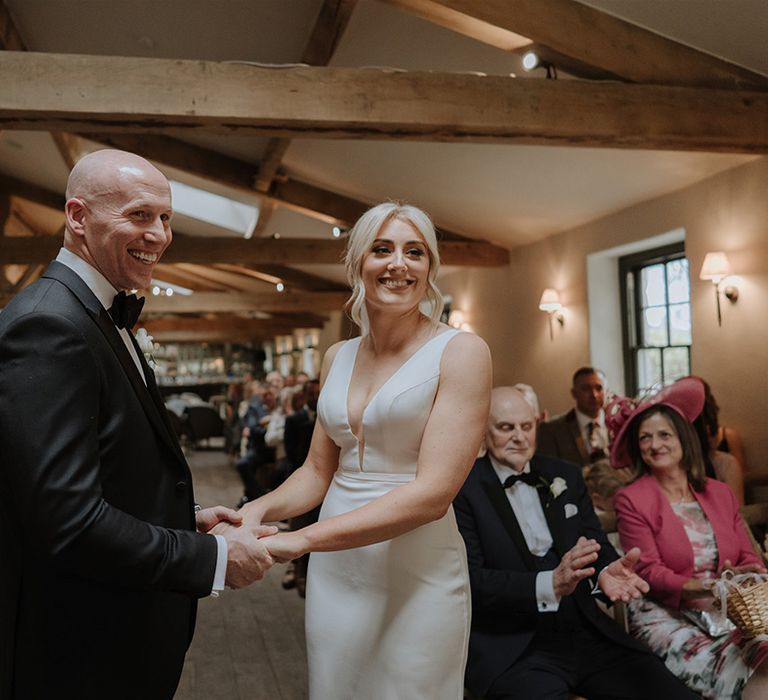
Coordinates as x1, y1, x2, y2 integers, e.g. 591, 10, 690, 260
532, 473, 568, 508
135, 328, 158, 370
550, 476, 567, 500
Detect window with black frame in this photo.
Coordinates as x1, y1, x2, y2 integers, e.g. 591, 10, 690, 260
619, 243, 691, 396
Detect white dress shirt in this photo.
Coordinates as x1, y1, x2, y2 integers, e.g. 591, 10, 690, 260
488, 455, 560, 613
56, 248, 227, 595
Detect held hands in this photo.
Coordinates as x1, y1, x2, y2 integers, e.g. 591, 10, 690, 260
260, 531, 310, 564
211, 518, 279, 589
195, 505, 242, 534
597, 546, 650, 603
553, 536, 600, 598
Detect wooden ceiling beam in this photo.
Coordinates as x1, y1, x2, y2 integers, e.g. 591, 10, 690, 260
382, 0, 768, 90
0, 3, 24, 51
0, 233, 510, 266
255, 0, 358, 192
143, 314, 327, 335
216, 263, 348, 292
0, 174, 64, 211
152, 263, 230, 292
2, 52, 767, 153
143, 291, 348, 314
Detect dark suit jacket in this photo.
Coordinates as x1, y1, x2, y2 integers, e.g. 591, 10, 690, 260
536, 408, 589, 466
0, 262, 218, 700
284, 407, 315, 473
453, 454, 647, 698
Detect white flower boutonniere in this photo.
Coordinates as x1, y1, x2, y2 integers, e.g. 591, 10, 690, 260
135, 328, 158, 370
533, 474, 568, 508
550, 476, 567, 500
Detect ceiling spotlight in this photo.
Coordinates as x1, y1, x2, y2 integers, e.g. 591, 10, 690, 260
272, 232, 281, 239
166, 288, 174, 297
332, 226, 342, 238
152, 286, 160, 296
521, 50, 557, 79
276, 282, 285, 293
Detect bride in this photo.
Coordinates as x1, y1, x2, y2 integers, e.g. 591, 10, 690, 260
238, 202, 491, 699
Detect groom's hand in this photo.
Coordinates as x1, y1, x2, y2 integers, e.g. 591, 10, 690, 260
220, 524, 278, 588
196, 505, 242, 534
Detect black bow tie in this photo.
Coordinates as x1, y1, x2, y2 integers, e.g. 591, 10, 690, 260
503, 470, 540, 489
109, 291, 145, 330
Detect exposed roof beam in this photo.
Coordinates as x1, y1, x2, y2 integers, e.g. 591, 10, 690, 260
0, 173, 64, 211
143, 291, 348, 314
382, 0, 768, 90
0, 3, 24, 51
2, 52, 767, 153
255, 0, 358, 192
152, 263, 231, 292
0, 233, 510, 266
144, 314, 328, 334
216, 264, 348, 292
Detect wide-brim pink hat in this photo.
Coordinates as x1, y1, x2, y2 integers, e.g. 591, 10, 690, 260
606, 377, 706, 469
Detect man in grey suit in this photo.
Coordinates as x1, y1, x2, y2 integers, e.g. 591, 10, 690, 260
537, 367, 609, 468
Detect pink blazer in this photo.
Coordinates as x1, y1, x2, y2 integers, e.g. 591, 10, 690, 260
615, 474, 761, 609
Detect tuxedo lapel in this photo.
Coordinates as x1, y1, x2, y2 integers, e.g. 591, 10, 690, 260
478, 458, 537, 570
128, 331, 186, 463
43, 262, 185, 467
532, 458, 567, 557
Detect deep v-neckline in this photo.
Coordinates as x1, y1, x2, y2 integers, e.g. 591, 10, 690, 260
345, 329, 455, 447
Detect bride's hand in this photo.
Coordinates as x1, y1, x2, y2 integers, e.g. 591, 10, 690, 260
262, 532, 309, 564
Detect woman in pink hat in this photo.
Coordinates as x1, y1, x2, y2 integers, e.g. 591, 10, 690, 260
610, 378, 768, 699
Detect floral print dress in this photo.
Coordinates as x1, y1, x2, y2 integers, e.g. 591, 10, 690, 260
628, 501, 768, 699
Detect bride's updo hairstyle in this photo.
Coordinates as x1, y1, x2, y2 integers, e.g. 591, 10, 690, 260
344, 202, 444, 337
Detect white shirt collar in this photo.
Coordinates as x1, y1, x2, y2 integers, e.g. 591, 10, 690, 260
488, 453, 531, 481
575, 407, 605, 431
56, 247, 118, 310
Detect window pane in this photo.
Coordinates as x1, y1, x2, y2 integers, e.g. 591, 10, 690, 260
641, 264, 666, 307
637, 349, 662, 392
669, 303, 692, 345
642, 307, 668, 347
662, 347, 690, 384
667, 258, 690, 304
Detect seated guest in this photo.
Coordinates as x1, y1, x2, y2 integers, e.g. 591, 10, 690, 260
691, 376, 745, 505
454, 386, 695, 700
612, 377, 768, 699
537, 366, 609, 468
585, 459, 630, 552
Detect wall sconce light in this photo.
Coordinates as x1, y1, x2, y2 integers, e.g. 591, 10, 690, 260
539, 288, 564, 340
699, 251, 739, 326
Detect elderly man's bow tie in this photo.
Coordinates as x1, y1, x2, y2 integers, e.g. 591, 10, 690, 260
110, 291, 145, 330
503, 470, 540, 489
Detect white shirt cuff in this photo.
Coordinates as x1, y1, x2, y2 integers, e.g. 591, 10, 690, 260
536, 571, 560, 612
210, 534, 227, 597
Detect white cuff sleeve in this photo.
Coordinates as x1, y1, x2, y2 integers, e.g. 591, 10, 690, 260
536, 571, 560, 613
210, 534, 227, 597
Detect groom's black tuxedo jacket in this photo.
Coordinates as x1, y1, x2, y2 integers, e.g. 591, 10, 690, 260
0, 262, 218, 700
454, 454, 648, 698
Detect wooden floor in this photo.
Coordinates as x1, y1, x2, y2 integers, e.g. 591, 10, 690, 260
175, 449, 308, 700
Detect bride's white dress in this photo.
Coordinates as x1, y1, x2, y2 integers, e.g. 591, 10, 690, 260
305, 329, 470, 699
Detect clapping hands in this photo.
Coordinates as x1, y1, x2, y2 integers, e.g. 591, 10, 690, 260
598, 547, 650, 602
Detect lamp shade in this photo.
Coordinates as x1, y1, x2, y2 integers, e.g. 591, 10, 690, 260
538, 288, 562, 313
699, 252, 731, 282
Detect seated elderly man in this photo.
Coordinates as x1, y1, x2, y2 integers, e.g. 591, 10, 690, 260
454, 386, 696, 700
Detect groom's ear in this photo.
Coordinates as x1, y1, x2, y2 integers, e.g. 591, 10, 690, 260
65, 198, 87, 237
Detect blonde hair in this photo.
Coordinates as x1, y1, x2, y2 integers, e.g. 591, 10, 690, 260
344, 202, 443, 336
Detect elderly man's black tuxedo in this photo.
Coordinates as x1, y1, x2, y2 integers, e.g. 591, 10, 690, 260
0, 262, 218, 700
454, 454, 693, 699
